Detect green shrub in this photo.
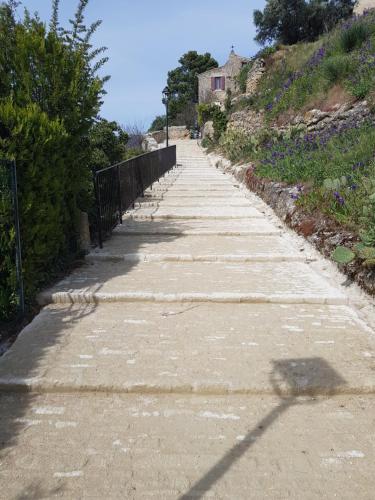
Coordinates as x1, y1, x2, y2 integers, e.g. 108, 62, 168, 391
236, 62, 253, 94
322, 55, 354, 84
212, 108, 228, 143
339, 23, 370, 53
0, 1, 107, 322
197, 103, 216, 126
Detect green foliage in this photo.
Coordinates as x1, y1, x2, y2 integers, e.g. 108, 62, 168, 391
253, 0, 356, 45
149, 115, 166, 132
89, 119, 129, 171
224, 89, 233, 113
201, 137, 213, 149
212, 107, 228, 143
250, 11, 375, 120
0, 1, 107, 321
331, 246, 356, 264
167, 51, 218, 125
236, 62, 253, 94
339, 22, 371, 52
197, 103, 216, 127
322, 54, 354, 83
219, 127, 277, 163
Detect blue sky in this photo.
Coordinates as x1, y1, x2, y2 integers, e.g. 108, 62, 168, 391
17, 0, 266, 129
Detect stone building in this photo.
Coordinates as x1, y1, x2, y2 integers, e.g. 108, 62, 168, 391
355, 0, 375, 13
198, 49, 250, 107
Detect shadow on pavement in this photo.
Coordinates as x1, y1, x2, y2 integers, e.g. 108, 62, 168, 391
0, 218, 187, 455
180, 357, 347, 499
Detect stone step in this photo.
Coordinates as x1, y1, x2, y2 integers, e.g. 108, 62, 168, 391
0, 303, 374, 395
114, 219, 282, 236
88, 234, 306, 262
37, 260, 345, 306
129, 206, 263, 220
137, 200, 252, 208
1, 391, 373, 499
149, 192, 249, 199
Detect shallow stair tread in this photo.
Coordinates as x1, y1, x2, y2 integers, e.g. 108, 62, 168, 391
0, 303, 374, 394
38, 261, 343, 301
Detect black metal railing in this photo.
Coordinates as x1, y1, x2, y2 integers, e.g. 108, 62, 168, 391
0, 159, 25, 320
92, 146, 177, 247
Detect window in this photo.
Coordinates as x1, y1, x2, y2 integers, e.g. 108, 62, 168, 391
214, 77, 222, 90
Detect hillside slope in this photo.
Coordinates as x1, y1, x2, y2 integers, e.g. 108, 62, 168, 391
205, 9, 375, 290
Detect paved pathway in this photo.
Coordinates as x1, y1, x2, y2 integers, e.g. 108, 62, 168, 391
0, 141, 374, 499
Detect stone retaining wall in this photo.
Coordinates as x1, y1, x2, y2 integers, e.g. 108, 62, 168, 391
228, 100, 372, 137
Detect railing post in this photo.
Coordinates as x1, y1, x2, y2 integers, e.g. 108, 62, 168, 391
92, 168, 103, 249
10, 160, 25, 316
117, 165, 123, 224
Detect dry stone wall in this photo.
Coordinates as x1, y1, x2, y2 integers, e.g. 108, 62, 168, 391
246, 58, 266, 95
228, 99, 373, 138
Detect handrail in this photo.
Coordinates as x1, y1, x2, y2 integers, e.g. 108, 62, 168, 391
92, 145, 177, 248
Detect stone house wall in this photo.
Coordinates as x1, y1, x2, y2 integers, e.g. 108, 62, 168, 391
355, 0, 375, 13
198, 50, 250, 107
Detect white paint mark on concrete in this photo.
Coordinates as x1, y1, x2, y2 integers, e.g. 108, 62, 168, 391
33, 406, 65, 415
337, 450, 365, 458
127, 360, 136, 365
53, 471, 83, 478
315, 340, 335, 344
241, 342, 259, 346
199, 411, 240, 421
113, 440, 122, 447
282, 325, 304, 332
15, 418, 42, 426
159, 371, 178, 377
79, 355, 93, 359
66, 364, 92, 368
362, 351, 373, 358
100, 347, 124, 355
54, 421, 78, 429
124, 319, 148, 325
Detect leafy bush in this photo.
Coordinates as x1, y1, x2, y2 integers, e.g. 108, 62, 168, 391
197, 103, 216, 126
322, 54, 354, 83
253, 0, 356, 45
339, 22, 371, 52
236, 62, 253, 93
0, 1, 107, 322
212, 108, 228, 143
149, 115, 166, 132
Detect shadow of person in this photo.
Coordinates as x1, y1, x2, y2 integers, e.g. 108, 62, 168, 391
180, 357, 347, 500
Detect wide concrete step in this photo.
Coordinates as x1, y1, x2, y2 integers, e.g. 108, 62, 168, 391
137, 200, 252, 208
1, 391, 374, 499
146, 192, 247, 199
0, 303, 374, 395
37, 260, 345, 305
129, 206, 264, 220
88, 234, 307, 263
114, 219, 282, 236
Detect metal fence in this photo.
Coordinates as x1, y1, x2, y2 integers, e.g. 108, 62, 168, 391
92, 146, 177, 247
0, 160, 25, 320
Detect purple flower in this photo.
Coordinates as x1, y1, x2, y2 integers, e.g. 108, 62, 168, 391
334, 191, 345, 206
